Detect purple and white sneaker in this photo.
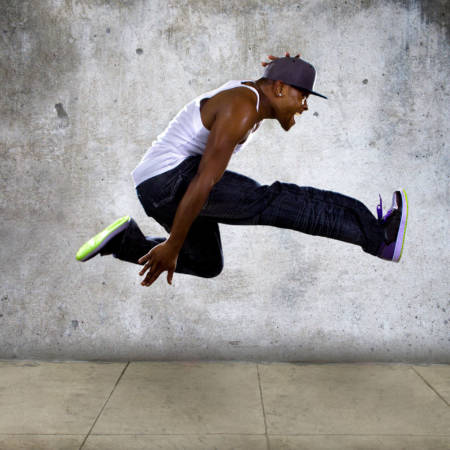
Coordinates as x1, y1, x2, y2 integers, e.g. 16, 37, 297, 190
376, 190, 408, 262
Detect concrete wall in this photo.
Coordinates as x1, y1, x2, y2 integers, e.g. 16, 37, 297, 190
1, 0, 448, 362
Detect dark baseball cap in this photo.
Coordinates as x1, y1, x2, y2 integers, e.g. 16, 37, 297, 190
263, 56, 327, 99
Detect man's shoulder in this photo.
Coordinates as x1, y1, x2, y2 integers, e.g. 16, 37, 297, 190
215, 86, 258, 118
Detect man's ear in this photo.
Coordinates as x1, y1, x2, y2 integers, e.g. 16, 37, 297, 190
272, 80, 285, 97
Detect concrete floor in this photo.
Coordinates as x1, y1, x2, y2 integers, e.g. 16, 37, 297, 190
0, 361, 448, 450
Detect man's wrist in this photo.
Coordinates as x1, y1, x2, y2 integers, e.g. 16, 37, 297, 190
166, 235, 184, 253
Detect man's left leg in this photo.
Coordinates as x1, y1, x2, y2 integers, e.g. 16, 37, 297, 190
77, 215, 224, 278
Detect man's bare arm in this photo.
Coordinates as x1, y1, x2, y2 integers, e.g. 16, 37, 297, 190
138, 97, 257, 286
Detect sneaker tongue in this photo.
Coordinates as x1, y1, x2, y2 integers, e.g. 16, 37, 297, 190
383, 210, 401, 243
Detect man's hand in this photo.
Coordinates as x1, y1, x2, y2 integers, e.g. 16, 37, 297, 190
138, 241, 179, 287
261, 51, 301, 67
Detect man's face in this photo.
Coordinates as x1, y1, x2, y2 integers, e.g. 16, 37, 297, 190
274, 84, 309, 131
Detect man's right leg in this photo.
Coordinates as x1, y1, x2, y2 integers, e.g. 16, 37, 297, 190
195, 167, 387, 257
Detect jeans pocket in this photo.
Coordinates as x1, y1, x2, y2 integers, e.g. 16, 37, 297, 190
137, 172, 185, 211
136, 156, 200, 213
152, 174, 185, 208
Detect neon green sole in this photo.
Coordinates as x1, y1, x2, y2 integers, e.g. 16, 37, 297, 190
76, 215, 131, 261
398, 189, 408, 262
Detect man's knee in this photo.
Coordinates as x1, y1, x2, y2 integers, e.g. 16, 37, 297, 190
201, 256, 224, 278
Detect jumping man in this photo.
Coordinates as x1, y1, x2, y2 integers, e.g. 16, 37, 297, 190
76, 52, 408, 286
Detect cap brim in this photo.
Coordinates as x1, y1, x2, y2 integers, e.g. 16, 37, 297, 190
290, 84, 328, 99
306, 89, 328, 99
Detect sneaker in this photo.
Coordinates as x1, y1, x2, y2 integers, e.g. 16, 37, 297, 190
376, 190, 408, 262
76, 216, 131, 262
377, 191, 399, 224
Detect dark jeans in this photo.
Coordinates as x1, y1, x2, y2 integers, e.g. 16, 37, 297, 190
115, 155, 385, 277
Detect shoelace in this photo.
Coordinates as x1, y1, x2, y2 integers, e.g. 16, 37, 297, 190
377, 194, 383, 221
377, 194, 395, 224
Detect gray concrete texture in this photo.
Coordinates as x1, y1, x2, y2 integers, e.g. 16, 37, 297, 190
0, 0, 448, 362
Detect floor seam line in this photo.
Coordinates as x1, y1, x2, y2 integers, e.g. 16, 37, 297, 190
256, 364, 271, 450
410, 366, 449, 407
78, 361, 130, 450
266, 433, 450, 437
3, 433, 450, 436
78, 433, 450, 436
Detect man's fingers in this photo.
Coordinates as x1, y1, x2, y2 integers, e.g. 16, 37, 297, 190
139, 258, 153, 276
138, 252, 152, 265
141, 262, 160, 285
139, 263, 151, 276
138, 253, 154, 274
150, 269, 163, 285
142, 268, 163, 287
167, 269, 174, 285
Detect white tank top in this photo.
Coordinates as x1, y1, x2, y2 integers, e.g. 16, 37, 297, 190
131, 80, 260, 187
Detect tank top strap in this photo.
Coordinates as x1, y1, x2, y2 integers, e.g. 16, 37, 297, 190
238, 80, 260, 112
195, 80, 260, 112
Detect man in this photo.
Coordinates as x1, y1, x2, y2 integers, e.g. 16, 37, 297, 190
76, 52, 408, 287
